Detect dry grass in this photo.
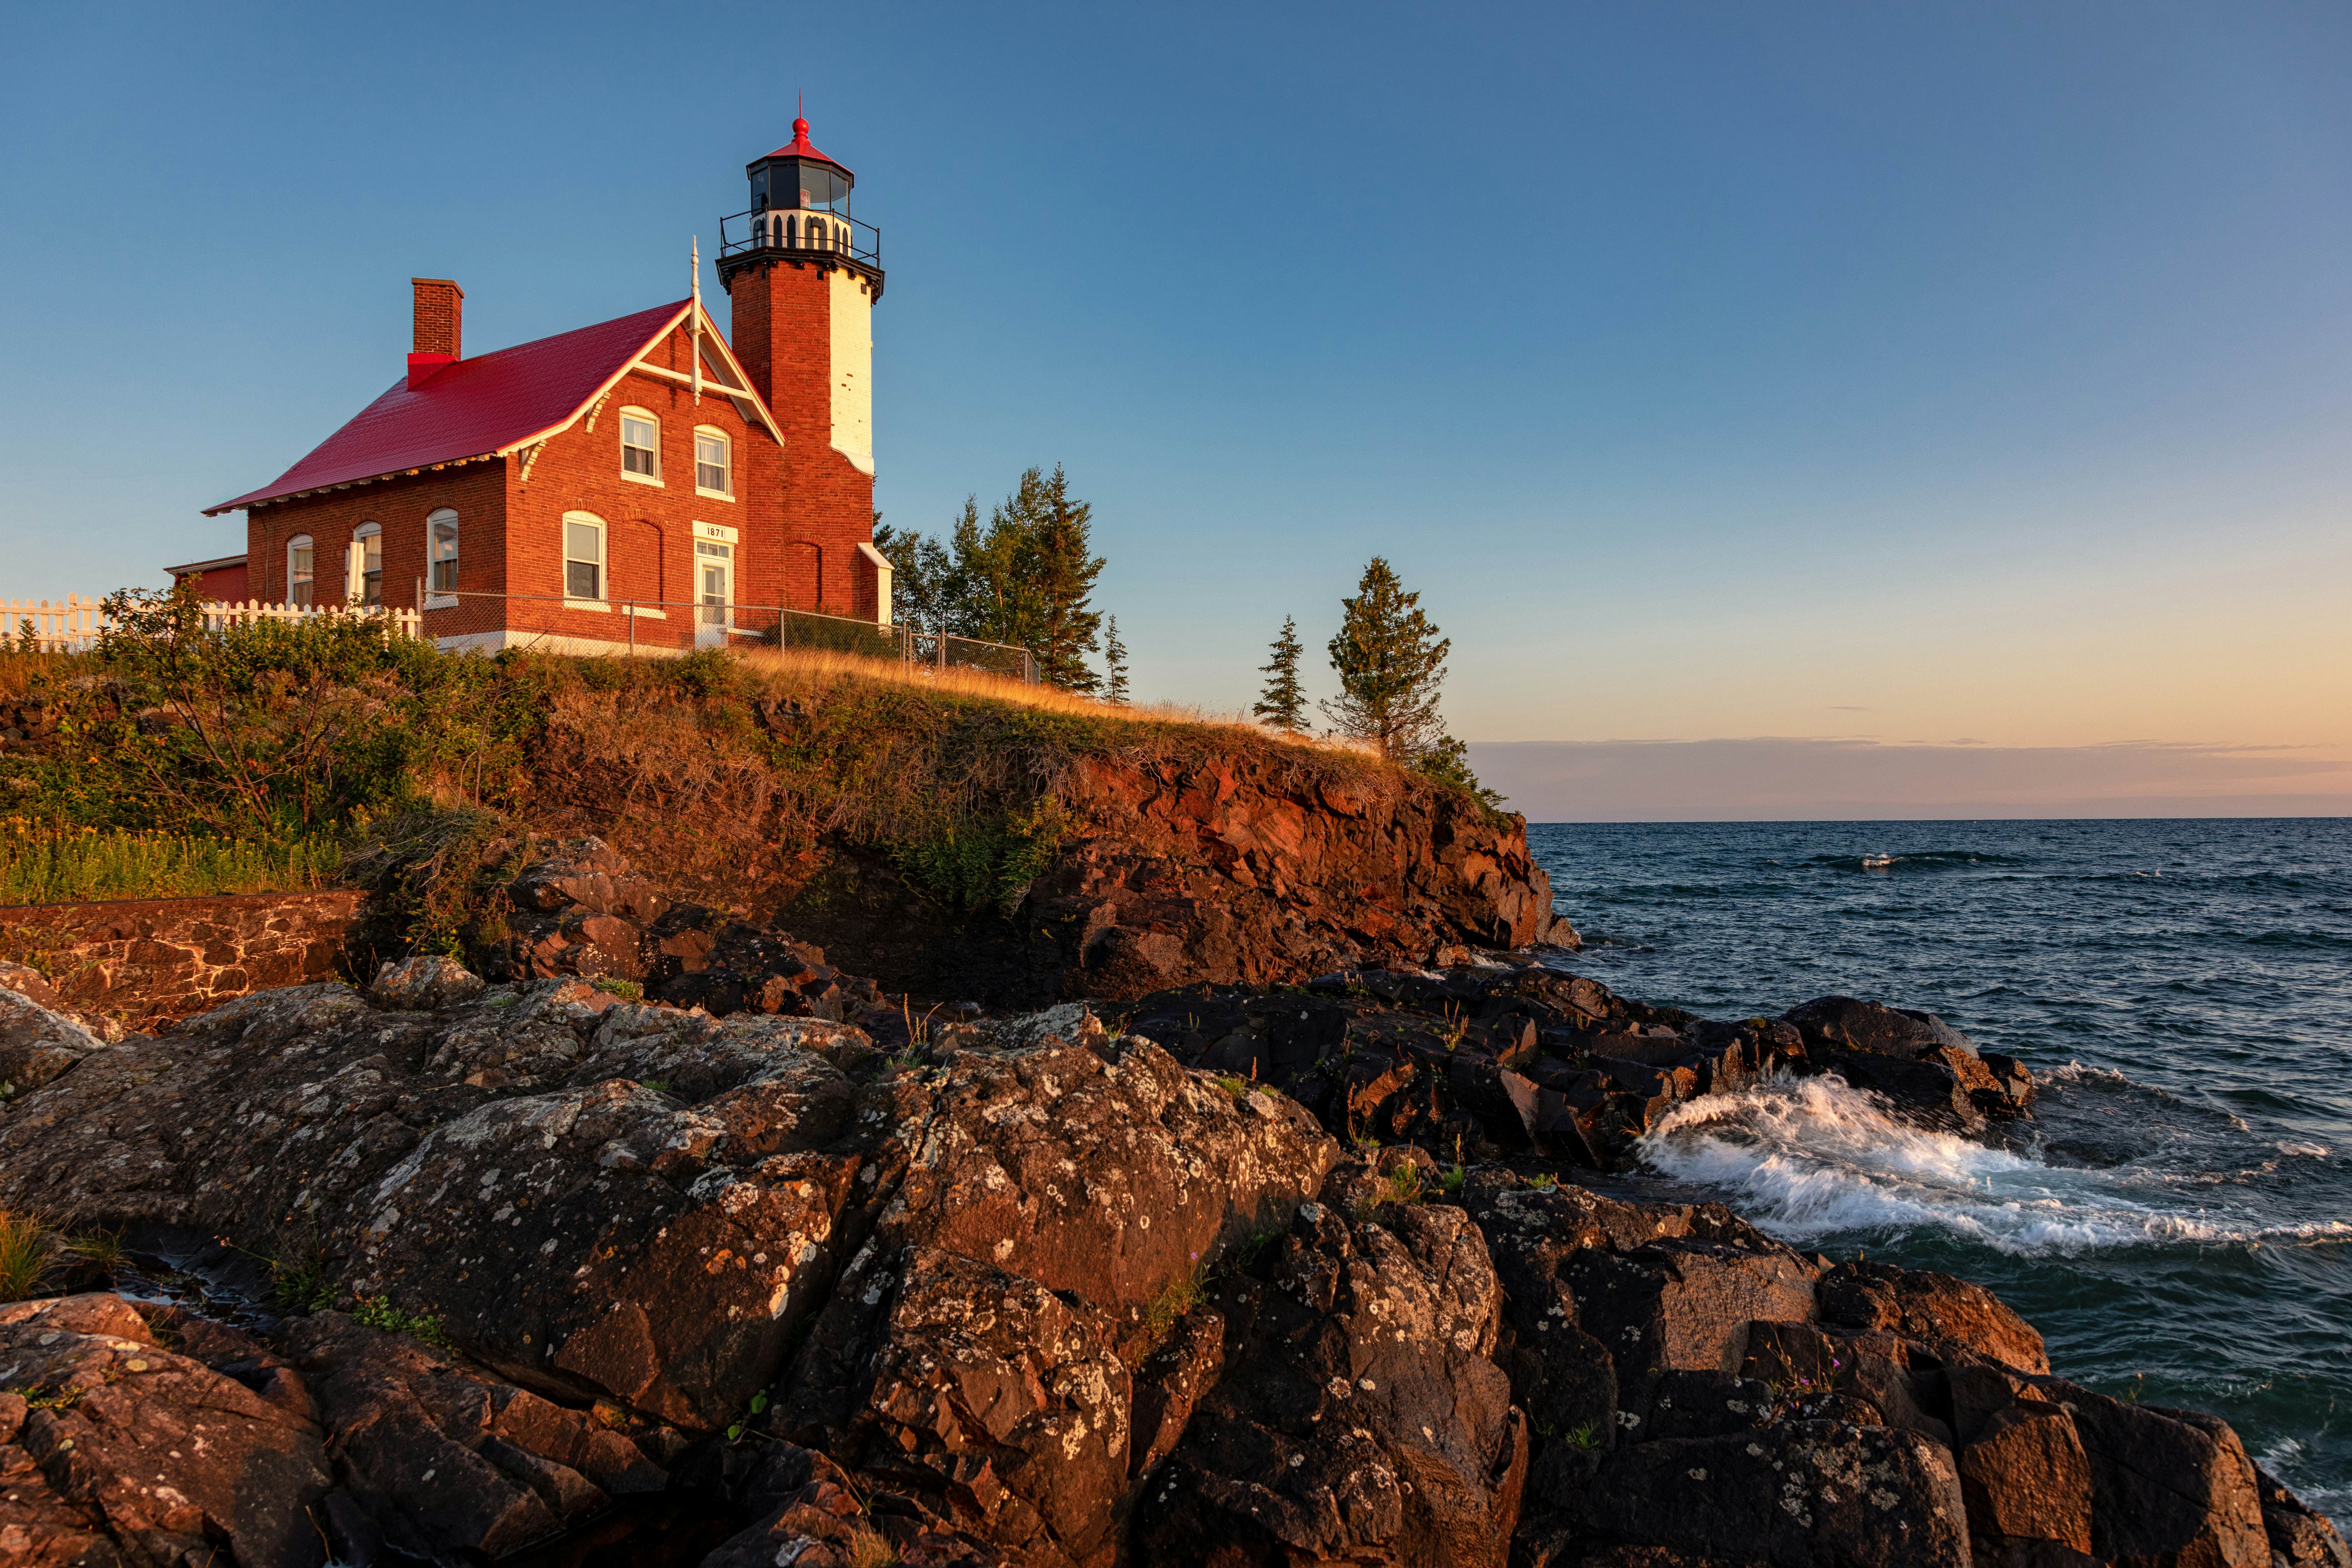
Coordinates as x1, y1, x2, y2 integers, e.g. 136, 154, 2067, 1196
732, 645, 1374, 757
0, 1210, 53, 1303
0, 646, 76, 701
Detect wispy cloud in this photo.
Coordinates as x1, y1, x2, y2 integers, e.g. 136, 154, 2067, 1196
1469, 737, 2352, 821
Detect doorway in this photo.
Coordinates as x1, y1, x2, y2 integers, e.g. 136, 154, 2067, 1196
695, 539, 733, 650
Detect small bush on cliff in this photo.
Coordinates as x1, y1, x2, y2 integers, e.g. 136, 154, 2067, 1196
343, 806, 529, 961
1, 587, 546, 839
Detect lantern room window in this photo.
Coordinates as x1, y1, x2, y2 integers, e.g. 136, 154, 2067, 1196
797, 163, 848, 214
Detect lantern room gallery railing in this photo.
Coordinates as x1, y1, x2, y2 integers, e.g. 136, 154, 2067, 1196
716, 208, 882, 270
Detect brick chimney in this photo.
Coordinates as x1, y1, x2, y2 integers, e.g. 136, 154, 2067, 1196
408, 278, 463, 388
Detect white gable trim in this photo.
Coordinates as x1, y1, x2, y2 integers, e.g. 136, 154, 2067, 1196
494, 303, 783, 459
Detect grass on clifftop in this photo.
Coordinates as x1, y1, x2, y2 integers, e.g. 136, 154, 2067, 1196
0, 600, 1464, 933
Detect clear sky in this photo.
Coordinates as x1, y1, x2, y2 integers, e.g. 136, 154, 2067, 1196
4, 1, 2347, 817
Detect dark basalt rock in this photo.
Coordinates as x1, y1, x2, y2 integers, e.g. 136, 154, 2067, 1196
0, 1294, 331, 1568
0, 958, 2334, 1568
1132, 1192, 1526, 1568
1532, 1420, 1972, 1567
1816, 1259, 2050, 1376
488, 836, 877, 1022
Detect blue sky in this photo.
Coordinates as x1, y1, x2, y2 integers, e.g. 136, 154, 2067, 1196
4, 2, 2348, 815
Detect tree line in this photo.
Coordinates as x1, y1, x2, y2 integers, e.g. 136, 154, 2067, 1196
874, 473, 1492, 803
874, 464, 1127, 698
1254, 557, 1496, 805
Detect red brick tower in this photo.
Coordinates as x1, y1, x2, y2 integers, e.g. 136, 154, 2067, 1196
719, 118, 884, 616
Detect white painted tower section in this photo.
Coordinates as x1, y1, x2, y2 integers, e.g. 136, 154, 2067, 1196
828, 269, 874, 476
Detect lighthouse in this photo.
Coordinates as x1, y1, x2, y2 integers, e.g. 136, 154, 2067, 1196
719, 117, 884, 612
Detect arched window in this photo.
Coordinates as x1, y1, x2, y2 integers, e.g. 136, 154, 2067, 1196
287, 535, 314, 607
754, 215, 767, 246
619, 408, 660, 483
427, 509, 459, 595
563, 511, 607, 602
693, 427, 733, 499
351, 522, 382, 607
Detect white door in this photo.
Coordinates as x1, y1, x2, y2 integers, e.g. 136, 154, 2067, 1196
695, 541, 732, 650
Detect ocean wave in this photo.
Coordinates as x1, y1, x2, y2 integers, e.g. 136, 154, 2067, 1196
1637, 1075, 2352, 1257
2041, 1060, 2145, 1087
1805, 850, 2026, 874
2277, 1141, 2331, 1159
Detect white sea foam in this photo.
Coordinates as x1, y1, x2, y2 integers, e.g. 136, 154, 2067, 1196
2277, 1141, 2331, 1159
1638, 1074, 2352, 1257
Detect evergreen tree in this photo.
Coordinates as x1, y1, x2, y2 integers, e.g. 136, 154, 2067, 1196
866, 467, 1105, 687
1103, 615, 1130, 705
1025, 465, 1104, 692
1321, 557, 1451, 762
870, 517, 953, 634
1253, 615, 1307, 732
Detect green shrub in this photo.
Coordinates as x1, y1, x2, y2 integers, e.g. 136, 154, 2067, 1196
353, 1294, 454, 1348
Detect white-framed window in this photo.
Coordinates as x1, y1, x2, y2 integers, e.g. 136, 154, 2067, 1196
427, 508, 459, 594
287, 535, 315, 607
694, 427, 732, 498
351, 522, 382, 607
619, 408, 660, 483
564, 512, 606, 601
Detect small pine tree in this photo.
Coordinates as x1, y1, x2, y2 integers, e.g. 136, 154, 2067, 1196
1026, 465, 1105, 692
1253, 616, 1307, 732
1103, 615, 1130, 705
1322, 557, 1451, 762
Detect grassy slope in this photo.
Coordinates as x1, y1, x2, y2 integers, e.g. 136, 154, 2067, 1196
0, 632, 1443, 949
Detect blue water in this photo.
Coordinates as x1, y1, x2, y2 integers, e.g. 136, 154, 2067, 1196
1525, 818, 2352, 1526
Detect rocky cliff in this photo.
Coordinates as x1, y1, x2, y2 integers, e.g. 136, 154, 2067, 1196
0, 947, 2340, 1568
517, 678, 1571, 1007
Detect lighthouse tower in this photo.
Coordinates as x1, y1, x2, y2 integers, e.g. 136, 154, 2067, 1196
719, 118, 884, 616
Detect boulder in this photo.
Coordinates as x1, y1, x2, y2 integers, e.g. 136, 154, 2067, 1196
799, 1243, 1132, 1563
281, 1311, 671, 1562
1958, 1404, 2094, 1556
2047, 1384, 2270, 1568
0, 983, 102, 1099
367, 954, 488, 1011
1781, 997, 2032, 1130
866, 1011, 1337, 1323
2255, 1464, 2352, 1568
1534, 1420, 1971, 1567
0, 1294, 332, 1568
1132, 1197, 1525, 1568
1817, 1260, 2049, 1374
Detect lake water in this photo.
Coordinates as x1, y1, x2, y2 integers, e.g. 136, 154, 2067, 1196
1524, 817, 2352, 1526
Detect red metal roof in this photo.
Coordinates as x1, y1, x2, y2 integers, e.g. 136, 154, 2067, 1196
760, 117, 851, 176
204, 300, 691, 514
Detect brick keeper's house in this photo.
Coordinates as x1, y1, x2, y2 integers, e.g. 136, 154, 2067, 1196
188, 119, 891, 654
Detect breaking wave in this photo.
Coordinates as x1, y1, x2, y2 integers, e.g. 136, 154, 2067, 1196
1636, 1074, 2352, 1257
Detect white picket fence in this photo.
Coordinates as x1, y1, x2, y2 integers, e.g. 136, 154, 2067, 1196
1, 594, 422, 652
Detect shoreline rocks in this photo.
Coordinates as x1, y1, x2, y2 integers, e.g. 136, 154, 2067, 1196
0, 961, 2338, 1567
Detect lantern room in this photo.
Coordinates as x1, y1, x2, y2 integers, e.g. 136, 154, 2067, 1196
743, 118, 863, 257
